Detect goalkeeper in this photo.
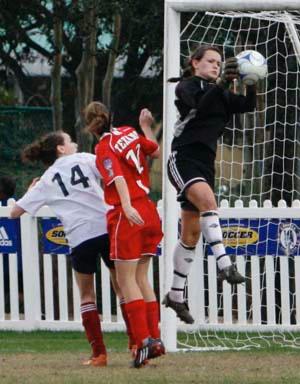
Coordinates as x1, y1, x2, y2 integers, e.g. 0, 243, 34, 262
163, 45, 256, 324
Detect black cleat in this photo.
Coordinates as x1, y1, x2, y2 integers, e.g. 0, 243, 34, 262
218, 265, 246, 285
132, 338, 165, 368
162, 293, 194, 324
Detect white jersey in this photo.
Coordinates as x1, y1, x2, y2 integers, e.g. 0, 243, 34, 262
17, 153, 109, 248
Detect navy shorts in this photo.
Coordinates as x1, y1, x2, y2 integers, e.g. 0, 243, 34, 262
70, 234, 114, 274
167, 142, 215, 211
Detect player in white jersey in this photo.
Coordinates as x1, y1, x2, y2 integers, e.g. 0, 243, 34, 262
15, 152, 108, 248
10, 131, 129, 367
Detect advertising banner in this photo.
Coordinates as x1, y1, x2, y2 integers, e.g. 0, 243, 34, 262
0, 218, 21, 253
41, 218, 69, 254
206, 219, 300, 256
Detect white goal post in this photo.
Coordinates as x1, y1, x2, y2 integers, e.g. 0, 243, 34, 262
162, 0, 300, 352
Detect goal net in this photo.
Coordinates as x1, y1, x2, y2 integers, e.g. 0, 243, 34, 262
162, 1, 300, 351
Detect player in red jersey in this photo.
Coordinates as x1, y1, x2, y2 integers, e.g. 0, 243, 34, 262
85, 102, 165, 368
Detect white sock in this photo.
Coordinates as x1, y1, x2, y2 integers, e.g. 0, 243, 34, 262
170, 241, 196, 303
200, 210, 232, 270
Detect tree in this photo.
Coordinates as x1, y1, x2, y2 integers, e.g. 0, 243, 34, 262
0, 0, 163, 149
102, 13, 121, 109
51, 0, 63, 131
74, 0, 98, 150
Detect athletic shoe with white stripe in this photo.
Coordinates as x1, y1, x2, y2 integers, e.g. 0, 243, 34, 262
132, 338, 165, 368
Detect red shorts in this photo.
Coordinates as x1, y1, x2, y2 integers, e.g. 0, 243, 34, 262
107, 197, 163, 261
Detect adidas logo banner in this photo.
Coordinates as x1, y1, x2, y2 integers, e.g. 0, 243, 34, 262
41, 218, 70, 254
0, 218, 20, 253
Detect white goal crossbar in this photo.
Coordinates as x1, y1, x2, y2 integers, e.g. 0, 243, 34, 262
166, 0, 300, 12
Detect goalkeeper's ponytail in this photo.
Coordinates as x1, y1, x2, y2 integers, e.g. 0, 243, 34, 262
168, 44, 222, 83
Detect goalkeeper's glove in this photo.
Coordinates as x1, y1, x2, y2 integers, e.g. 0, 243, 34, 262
216, 57, 239, 89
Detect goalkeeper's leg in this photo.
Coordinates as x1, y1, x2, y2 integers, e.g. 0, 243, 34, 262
163, 209, 199, 324
187, 182, 245, 284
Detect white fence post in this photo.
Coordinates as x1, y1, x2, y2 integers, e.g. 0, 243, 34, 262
0, 254, 4, 320
9, 253, 19, 320
20, 214, 41, 328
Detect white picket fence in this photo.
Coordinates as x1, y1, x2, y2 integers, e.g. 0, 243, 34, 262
1, 199, 300, 334
183, 199, 300, 333
0, 203, 158, 331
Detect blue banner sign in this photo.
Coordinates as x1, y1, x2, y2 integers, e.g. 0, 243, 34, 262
0, 218, 20, 253
206, 218, 300, 256
41, 218, 70, 254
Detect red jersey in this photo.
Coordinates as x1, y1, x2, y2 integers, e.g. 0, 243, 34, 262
95, 126, 158, 206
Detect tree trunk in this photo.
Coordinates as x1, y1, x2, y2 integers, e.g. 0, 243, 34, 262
51, 0, 63, 131
102, 13, 121, 110
75, 0, 98, 152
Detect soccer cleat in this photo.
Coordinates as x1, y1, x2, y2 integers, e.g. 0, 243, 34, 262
218, 264, 246, 285
147, 338, 165, 359
132, 338, 165, 368
82, 353, 107, 367
162, 293, 194, 324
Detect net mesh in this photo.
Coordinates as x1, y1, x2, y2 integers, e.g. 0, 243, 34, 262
176, 10, 300, 350
181, 209, 300, 350
180, 10, 300, 206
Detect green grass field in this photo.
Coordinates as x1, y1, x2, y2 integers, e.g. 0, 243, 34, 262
1, 331, 300, 384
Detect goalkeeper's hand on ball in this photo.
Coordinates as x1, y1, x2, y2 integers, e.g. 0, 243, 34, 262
216, 57, 239, 89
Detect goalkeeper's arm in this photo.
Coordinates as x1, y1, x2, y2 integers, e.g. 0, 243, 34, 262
226, 84, 257, 113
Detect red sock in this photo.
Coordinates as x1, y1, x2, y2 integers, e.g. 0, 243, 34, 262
120, 298, 135, 348
126, 299, 150, 348
146, 300, 160, 339
80, 302, 106, 357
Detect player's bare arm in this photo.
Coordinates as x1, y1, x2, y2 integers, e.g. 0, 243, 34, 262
10, 177, 41, 218
139, 108, 160, 158
10, 204, 26, 219
114, 177, 144, 226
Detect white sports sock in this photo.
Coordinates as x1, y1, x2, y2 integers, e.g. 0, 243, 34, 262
200, 210, 232, 270
170, 241, 196, 303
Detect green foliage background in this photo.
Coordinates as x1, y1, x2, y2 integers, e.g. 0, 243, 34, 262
0, 107, 51, 197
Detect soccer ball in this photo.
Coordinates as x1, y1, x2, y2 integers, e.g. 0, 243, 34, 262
236, 50, 268, 85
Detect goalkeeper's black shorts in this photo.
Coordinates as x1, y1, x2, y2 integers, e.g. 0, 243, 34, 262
167, 142, 215, 212
70, 233, 114, 274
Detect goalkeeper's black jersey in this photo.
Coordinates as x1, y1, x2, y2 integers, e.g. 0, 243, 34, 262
171, 76, 256, 154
